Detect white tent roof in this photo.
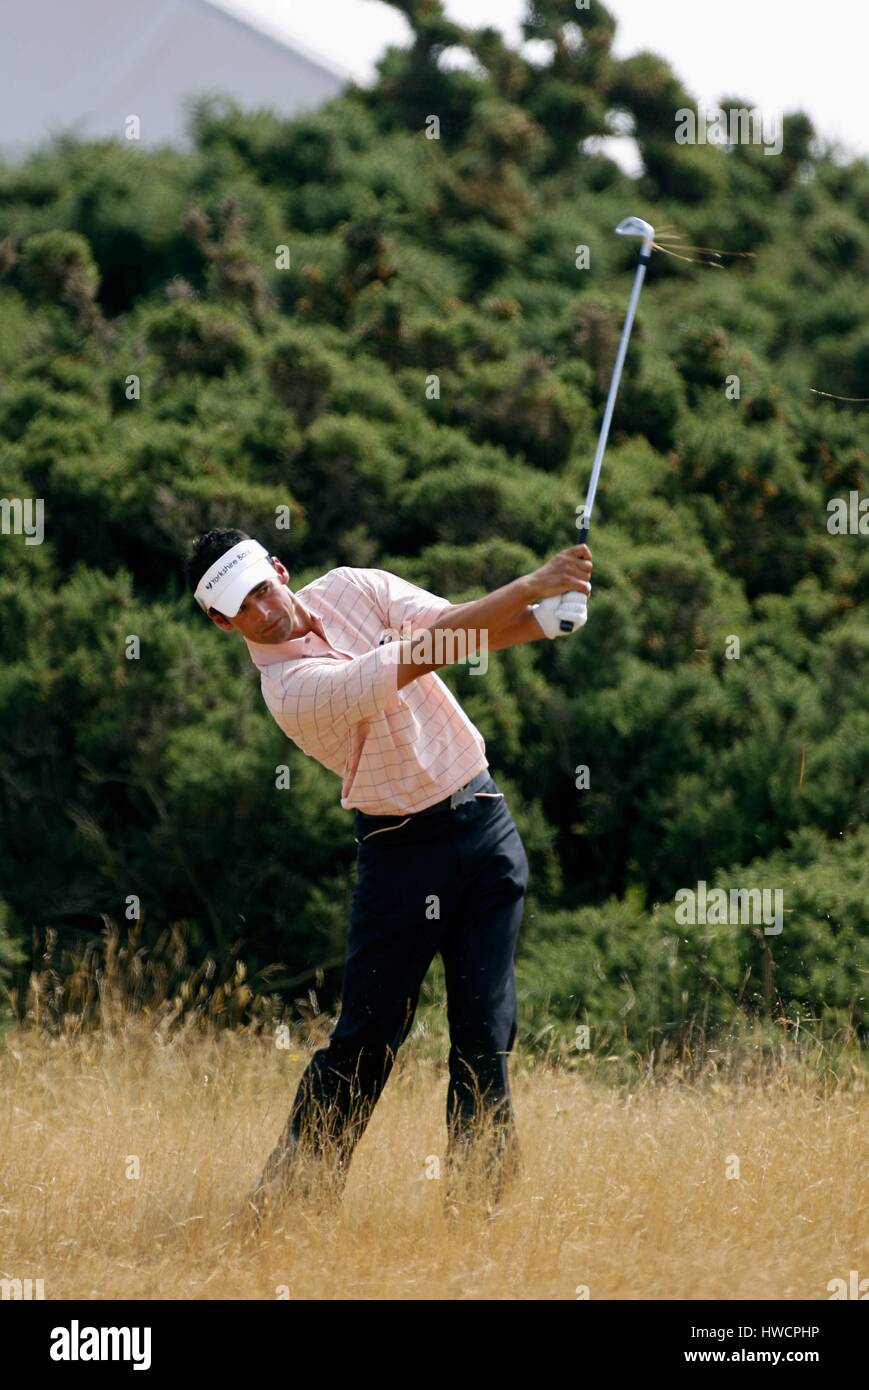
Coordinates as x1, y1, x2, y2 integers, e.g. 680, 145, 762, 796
0, 0, 349, 159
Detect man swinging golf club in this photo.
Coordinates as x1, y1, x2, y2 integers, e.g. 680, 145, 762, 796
184, 529, 592, 1226
184, 214, 653, 1229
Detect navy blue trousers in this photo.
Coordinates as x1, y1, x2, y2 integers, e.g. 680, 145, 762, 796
258, 772, 529, 1205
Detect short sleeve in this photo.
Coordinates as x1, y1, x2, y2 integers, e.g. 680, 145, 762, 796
348, 567, 451, 637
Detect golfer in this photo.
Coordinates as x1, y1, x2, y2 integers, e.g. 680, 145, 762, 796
184, 528, 592, 1222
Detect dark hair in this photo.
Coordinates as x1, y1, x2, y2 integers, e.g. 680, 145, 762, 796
184, 528, 251, 601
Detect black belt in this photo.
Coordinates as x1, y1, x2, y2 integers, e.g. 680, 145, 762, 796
353, 768, 496, 843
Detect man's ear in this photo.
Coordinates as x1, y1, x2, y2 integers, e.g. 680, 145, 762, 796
208, 608, 234, 630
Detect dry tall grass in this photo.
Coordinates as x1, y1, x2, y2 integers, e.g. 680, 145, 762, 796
1, 1017, 866, 1300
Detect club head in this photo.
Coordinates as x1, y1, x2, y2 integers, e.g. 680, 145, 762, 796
615, 216, 655, 242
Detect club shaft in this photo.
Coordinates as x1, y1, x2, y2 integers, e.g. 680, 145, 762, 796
580, 250, 651, 531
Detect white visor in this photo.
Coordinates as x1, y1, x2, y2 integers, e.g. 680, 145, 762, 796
194, 538, 278, 617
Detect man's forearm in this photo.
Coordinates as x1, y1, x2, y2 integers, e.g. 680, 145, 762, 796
426, 575, 537, 640
394, 581, 542, 688
394, 547, 591, 688
482, 606, 546, 651
420, 582, 545, 658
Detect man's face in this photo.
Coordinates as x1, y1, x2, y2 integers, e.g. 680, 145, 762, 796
207, 557, 303, 643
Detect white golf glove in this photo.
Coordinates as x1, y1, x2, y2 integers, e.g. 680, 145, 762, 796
531, 590, 589, 639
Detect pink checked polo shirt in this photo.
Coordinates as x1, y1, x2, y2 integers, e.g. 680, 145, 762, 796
244, 566, 488, 815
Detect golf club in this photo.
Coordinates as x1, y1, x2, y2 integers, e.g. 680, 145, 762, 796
556, 215, 656, 632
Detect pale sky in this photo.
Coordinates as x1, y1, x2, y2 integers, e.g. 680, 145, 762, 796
210, 0, 867, 165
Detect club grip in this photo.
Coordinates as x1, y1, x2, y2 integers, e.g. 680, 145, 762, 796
558, 522, 591, 631
558, 591, 588, 633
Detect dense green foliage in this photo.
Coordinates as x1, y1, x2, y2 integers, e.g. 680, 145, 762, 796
0, 0, 866, 1049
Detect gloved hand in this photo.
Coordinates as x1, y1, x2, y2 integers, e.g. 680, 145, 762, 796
531, 589, 589, 639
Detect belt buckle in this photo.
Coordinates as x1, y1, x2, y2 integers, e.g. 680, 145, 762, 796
450, 781, 476, 809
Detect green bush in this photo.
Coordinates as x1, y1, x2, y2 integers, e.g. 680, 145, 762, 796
0, 0, 866, 1047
